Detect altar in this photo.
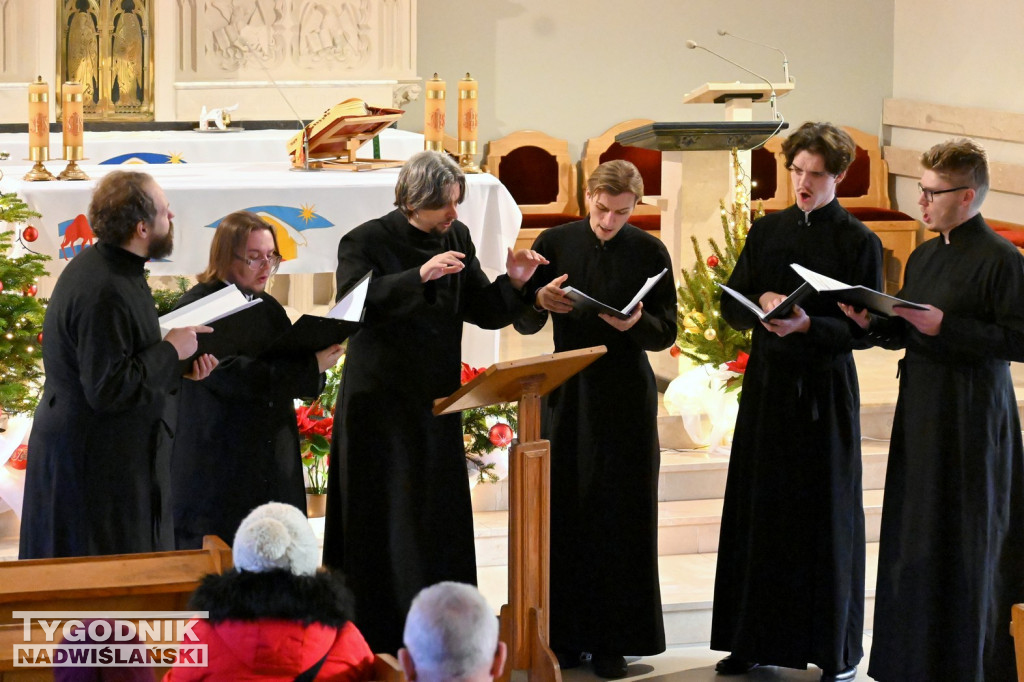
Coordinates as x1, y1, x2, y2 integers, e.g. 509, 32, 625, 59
0, 153, 522, 368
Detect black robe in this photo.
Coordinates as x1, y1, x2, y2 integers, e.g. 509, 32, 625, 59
170, 280, 322, 549
710, 199, 882, 671
864, 214, 1024, 682
20, 242, 180, 558
514, 220, 676, 655
322, 209, 527, 653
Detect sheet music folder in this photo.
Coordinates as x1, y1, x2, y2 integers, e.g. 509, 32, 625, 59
791, 263, 927, 316
262, 271, 370, 356
719, 282, 813, 321
562, 268, 668, 320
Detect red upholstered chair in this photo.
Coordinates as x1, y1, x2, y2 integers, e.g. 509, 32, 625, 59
989, 219, 1024, 255
485, 130, 580, 251
750, 135, 790, 212
581, 119, 661, 237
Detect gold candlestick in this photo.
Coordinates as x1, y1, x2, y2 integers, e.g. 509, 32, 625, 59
59, 144, 88, 181
457, 73, 480, 173
424, 73, 446, 153
25, 76, 55, 181
59, 82, 88, 181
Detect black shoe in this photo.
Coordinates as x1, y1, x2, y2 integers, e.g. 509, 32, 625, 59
715, 654, 759, 675
821, 665, 857, 682
555, 650, 584, 669
591, 653, 628, 679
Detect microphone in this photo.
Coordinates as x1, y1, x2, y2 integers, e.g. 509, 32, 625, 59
240, 40, 316, 171
685, 39, 781, 122
717, 28, 793, 85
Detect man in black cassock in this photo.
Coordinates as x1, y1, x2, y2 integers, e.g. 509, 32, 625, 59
844, 138, 1024, 682
322, 151, 546, 653
514, 160, 676, 679
20, 170, 216, 559
711, 123, 882, 682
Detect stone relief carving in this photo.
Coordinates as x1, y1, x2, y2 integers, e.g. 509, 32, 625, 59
295, 1, 371, 69
205, 0, 286, 71
393, 82, 420, 108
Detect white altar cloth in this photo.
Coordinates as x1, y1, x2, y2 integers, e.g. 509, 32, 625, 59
0, 127, 423, 166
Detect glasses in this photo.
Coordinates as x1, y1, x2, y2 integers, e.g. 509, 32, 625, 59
235, 253, 282, 272
918, 182, 969, 203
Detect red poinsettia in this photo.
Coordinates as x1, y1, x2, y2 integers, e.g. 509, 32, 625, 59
724, 351, 749, 374
296, 404, 333, 494
460, 362, 485, 384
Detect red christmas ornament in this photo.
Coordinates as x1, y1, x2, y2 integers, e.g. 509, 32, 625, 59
37, 332, 43, 344
7, 444, 28, 471
24, 284, 38, 297
22, 226, 38, 242
487, 422, 514, 448
670, 345, 681, 357
0, 280, 4, 293
707, 255, 720, 268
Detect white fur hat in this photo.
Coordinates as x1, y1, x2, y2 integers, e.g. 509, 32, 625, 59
232, 502, 319, 576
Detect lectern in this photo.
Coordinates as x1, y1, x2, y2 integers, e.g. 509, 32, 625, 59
433, 346, 607, 682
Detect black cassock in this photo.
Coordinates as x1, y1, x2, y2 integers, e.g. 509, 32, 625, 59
20, 242, 180, 558
170, 281, 322, 549
515, 220, 676, 656
864, 215, 1024, 682
711, 200, 882, 672
323, 209, 526, 653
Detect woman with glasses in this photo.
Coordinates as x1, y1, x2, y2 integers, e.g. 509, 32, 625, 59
169, 210, 344, 549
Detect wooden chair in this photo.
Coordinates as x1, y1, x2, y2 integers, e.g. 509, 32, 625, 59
750, 135, 790, 212
580, 119, 661, 237
485, 130, 580, 251
1012, 603, 1024, 681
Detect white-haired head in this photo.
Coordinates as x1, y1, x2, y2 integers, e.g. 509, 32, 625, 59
399, 582, 505, 682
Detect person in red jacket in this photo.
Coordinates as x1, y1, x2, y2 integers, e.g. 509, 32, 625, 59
165, 502, 374, 681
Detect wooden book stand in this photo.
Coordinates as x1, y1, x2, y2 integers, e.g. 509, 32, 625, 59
434, 346, 606, 682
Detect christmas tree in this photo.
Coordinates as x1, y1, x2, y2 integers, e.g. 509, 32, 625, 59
0, 192, 49, 415
675, 151, 763, 377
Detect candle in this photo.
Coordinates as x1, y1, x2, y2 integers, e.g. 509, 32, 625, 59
458, 73, 478, 149
424, 73, 446, 149
62, 81, 84, 157
28, 76, 49, 159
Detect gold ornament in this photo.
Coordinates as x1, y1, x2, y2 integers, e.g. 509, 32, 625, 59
683, 311, 706, 334
704, 328, 717, 340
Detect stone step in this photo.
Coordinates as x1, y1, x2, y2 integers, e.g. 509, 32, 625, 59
477, 542, 880, 647
471, 488, 885, 568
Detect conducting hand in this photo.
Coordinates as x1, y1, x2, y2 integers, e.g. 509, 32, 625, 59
184, 354, 218, 381
893, 304, 943, 336
534, 273, 573, 314
420, 251, 466, 282
506, 247, 549, 290
599, 302, 643, 331
164, 325, 213, 360
762, 305, 810, 337
316, 344, 345, 373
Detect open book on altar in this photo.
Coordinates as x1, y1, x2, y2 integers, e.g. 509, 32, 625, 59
791, 263, 927, 316
720, 282, 813, 321
562, 268, 668, 320
262, 271, 370, 356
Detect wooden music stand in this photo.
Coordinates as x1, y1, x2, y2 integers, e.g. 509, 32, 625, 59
434, 346, 607, 682
287, 102, 406, 171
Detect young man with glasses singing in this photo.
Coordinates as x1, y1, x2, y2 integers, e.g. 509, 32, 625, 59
844, 138, 1024, 681
712, 122, 882, 682
169, 210, 344, 549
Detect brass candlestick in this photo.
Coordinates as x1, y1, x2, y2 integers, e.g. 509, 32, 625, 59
458, 140, 481, 174
59, 144, 89, 181
23, 146, 55, 182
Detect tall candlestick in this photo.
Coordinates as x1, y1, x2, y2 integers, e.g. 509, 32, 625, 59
62, 82, 84, 156
60, 81, 88, 180
424, 73, 446, 152
457, 73, 480, 172
28, 76, 49, 159
24, 76, 55, 181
